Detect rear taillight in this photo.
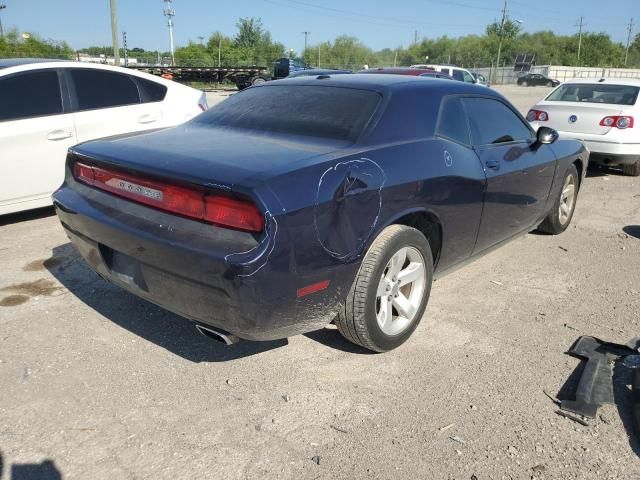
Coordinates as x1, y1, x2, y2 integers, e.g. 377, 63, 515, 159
526, 109, 549, 122
72, 161, 264, 232
599, 116, 634, 129
204, 195, 264, 232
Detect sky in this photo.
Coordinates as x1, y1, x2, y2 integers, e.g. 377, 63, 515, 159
0, 0, 637, 54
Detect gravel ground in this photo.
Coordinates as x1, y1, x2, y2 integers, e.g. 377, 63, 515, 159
1, 85, 640, 480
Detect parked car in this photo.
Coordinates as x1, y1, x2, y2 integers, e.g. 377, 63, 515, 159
527, 78, 640, 175
358, 67, 437, 76
286, 68, 352, 78
53, 75, 587, 352
411, 64, 477, 84
471, 71, 490, 86
517, 73, 560, 87
0, 59, 207, 215
419, 72, 455, 80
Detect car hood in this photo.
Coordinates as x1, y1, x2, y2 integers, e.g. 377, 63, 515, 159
71, 124, 348, 189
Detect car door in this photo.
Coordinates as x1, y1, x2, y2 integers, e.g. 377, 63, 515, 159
67, 68, 163, 143
462, 96, 557, 253
0, 69, 77, 214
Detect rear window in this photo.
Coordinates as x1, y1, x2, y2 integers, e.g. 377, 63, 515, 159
195, 85, 380, 141
546, 83, 639, 106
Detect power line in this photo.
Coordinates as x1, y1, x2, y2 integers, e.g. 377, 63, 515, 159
268, 0, 481, 28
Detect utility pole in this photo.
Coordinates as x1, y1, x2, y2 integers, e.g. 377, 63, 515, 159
0, 4, 6, 39
414, 30, 418, 45
122, 31, 128, 66
163, 0, 176, 66
302, 31, 310, 55
494, 0, 507, 84
110, 0, 120, 66
625, 18, 634, 66
576, 16, 584, 65
218, 36, 221, 67
317, 44, 320, 67
197, 36, 204, 46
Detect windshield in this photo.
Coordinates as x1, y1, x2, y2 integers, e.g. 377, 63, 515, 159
195, 85, 381, 142
546, 83, 639, 105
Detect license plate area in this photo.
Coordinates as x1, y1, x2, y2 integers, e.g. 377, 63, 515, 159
99, 244, 148, 291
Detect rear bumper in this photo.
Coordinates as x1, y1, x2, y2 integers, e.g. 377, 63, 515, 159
554, 130, 640, 164
53, 180, 348, 341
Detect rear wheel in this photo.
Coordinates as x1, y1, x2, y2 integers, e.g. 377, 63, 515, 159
623, 160, 640, 177
538, 164, 579, 234
521, 81, 528, 87
251, 76, 267, 86
335, 225, 433, 352
546, 81, 553, 87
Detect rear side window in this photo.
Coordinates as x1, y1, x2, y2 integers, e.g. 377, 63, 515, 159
136, 77, 168, 103
452, 70, 464, 82
440, 68, 451, 76
436, 96, 470, 145
546, 83, 639, 106
463, 97, 533, 145
0, 70, 62, 121
196, 85, 380, 142
70, 69, 140, 111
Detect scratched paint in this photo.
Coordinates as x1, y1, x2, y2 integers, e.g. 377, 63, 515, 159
314, 158, 386, 261
224, 211, 278, 277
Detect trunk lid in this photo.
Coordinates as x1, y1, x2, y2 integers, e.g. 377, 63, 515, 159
537, 101, 624, 135
71, 124, 346, 189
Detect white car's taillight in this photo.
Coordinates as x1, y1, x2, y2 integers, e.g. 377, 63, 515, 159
526, 109, 549, 122
599, 116, 634, 129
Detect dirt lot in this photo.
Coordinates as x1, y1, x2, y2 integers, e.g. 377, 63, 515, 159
1, 85, 640, 479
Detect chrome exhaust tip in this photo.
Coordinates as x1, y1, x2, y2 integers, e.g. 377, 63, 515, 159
195, 324, 240, 346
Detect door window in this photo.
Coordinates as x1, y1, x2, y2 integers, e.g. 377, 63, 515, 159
440, 68, 451, 76
452, 70, 464, 82
436, 96, 470, 145
70, 69, 140, 111
462, 71, 475, 83
0, 70, 62, 122
463, 97, 533, 145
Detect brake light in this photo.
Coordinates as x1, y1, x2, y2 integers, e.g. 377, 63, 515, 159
72, 162, 264, 232
599, 116, 634, 129
204, 195, 264, 232
526, 109, 549, 122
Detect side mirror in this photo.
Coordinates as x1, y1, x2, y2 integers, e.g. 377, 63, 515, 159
536, 126, 559, 145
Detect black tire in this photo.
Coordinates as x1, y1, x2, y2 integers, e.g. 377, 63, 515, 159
335, 225, 434, 352
538, 164, 579, 234
623, 160, 640, 177
522, 81, 528, 87
251, 76, 267, 86
546, 81, 552, 87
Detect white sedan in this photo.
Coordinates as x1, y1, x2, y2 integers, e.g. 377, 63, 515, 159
526, 78, 640, 176
0, 59, 208, 215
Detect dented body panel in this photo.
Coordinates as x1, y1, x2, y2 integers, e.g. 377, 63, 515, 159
53, 75, 588, 340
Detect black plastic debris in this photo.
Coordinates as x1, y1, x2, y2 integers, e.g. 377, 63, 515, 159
560, 336, 640, 419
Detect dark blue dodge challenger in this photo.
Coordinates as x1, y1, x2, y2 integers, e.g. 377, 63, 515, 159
53, 75, 587, 352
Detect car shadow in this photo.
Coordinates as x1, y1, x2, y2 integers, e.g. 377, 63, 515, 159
303, 327, 375, 355
0, 449, 63, 480
586, 164, 626, 178
46, 243, 287, 363
623, 225, 640, 240
0, 206, 56, 227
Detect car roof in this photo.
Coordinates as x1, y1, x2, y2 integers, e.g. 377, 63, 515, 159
0, 57, 70, 69
260, 73, 497, 96
560, 77, 640, 86
357, 67, 436, 76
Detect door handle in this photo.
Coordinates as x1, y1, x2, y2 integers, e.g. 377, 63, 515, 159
138, 114, 159, 124
485, 159, 500, 170
47, 130, 73, 141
